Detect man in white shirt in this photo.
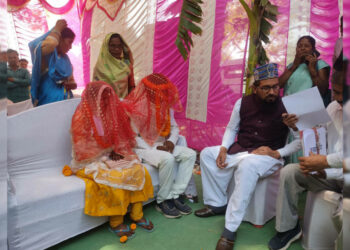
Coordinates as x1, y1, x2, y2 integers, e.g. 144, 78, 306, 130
127, 73, 196, 219
194, 63, 301, 250
268, 62, 344, 250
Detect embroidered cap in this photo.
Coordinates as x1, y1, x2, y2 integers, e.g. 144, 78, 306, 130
253, 63, 278, 81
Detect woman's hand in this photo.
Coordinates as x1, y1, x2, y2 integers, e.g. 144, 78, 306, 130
55, 19, 67, 33
63, 76, 77, 90
305, 53, 318, 72
292, 51, 308, 69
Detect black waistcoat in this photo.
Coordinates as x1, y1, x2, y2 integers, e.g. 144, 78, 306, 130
227, 94, 289, 155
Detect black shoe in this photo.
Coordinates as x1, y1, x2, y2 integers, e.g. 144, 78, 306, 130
195, 207, 217, 217
156, 200, 182, 219
268, 223, 302, 250
173, 197, 192, 215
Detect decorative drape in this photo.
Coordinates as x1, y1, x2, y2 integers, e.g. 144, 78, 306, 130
266, 0, 291, 73
39, 0, 75, 15
6, 0, 342, 150
9, 0, 48, 62
0, 0, 8, 50
344, 0, 350, 60
8, 0, 75, 14
310, 0, 339, 67
7, 0, 30, 11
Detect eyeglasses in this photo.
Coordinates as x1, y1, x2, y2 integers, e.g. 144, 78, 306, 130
258, 84, 280, 92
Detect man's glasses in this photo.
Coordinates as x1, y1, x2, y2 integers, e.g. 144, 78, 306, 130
258, 84, 280, 92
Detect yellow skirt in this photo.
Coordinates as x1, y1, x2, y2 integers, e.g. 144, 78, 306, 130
76, 167, 154, 217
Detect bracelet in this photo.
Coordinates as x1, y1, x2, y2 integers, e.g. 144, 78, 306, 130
52, 29, 61, 37
47, 35, 59, 44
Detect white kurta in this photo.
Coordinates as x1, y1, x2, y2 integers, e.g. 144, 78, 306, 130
134, 110, 196, 203
201, 98, 300, 232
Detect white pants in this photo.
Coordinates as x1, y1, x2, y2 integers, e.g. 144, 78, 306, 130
200, 146, 283, 232
135, 145, 196, 203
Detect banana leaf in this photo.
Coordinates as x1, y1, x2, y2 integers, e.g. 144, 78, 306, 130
239, 0, 278, 95
176, 0, 203, 60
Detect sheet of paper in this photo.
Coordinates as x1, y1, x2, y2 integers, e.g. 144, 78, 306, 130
282, 87, 331, 130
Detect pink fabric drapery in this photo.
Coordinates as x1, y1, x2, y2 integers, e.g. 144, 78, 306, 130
344, 0, 350, 60
8, 0, 74, 14
152, 0, 191, 140
266, 0, 291, 73
10, 1, 48, 61
7, 0, 29, 7
81, 8, 93, 86
310, 0, 340, 67
203, 0, 246, 148
153, 0, 247, 150
39, 0, 75, 14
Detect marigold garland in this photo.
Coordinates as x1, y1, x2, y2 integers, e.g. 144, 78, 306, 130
62, 165, 73, 176
130, 223, 137, 230
142, 76, 172, 137
120, 235, 128, 243
159, 110, 171, 137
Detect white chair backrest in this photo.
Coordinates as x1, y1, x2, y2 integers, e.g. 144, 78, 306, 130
7, 99, 33, 116
7, 99, 81, 177
0, 110, 6, 178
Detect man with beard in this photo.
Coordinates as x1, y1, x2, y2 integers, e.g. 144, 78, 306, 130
268, 58, 344, 250
195, 63, 301, 250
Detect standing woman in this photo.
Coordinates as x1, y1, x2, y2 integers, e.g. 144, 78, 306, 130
29, 19, 77, 106
279, 36, 330, 164
279, 36, 330, 102
93, 33, 135, 98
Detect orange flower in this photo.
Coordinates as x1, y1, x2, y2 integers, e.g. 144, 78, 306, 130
130, 223, 137, 230
62, 165, 73, 176
120, 235, 128, 243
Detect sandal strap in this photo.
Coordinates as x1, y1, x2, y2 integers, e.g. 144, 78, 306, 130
109, 225, 131, 233
136, 218, 150, 226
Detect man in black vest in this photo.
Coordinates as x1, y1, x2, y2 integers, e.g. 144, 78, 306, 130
195, 63, 300, 250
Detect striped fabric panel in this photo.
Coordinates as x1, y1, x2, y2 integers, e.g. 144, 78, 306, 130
186, 0, 216, 123
286, 0, 311, 66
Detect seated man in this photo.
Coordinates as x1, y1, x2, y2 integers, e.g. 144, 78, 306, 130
195, 63, 300, 250
124, 73, 196, 219
268, 59, 344, 250
7, 49, 31, 103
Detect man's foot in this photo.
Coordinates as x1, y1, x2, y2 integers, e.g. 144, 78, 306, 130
195, 206, 218, 217
156, 200, 182, 218
215, 237, 234, 250
134, 218, 154, 232
268, 223, 302, 250
109, 224, 135, 237
173, 197, 192, 215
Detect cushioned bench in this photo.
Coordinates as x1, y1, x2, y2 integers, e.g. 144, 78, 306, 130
0, 108, 7, 250
7, 99, 163, 250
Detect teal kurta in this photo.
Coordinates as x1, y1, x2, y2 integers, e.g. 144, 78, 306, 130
7, 67, 31, 103
284, 60, 329, 96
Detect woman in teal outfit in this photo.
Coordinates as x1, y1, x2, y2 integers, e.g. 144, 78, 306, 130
279, 36, 330, 163
279, 35, 330, 98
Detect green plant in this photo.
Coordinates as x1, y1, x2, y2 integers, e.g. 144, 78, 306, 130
239, 0, 278, 95
175, 0, 203, 60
